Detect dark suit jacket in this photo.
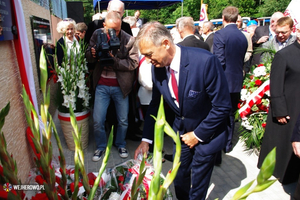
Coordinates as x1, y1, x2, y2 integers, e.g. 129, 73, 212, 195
252, 25, 269, 45
194, 29, 204, 41
205, 33, 214, 53
213, 24, 248, 93
251, 25, 269, 65
178, 35, 210, 51
293, 114, 300, 142
143, 46, 231, 156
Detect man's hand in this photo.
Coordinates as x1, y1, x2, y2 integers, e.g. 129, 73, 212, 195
276, 116, 290, 124
134, 141, 150, 159
257, 36, 269, 44
292, 142, 300, 158
91, 47, 96, 58
180, 131, 199, 149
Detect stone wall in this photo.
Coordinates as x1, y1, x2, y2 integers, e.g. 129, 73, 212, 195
0, 0, 58, 183
0, 39, 35, 184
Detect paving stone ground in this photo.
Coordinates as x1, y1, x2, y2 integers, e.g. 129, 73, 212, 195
51, 110, 297, 199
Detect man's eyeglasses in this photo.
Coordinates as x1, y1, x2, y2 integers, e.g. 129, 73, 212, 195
275, 30, 290, 35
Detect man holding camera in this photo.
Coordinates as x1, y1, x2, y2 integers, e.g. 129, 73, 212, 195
86, 11, 139, 161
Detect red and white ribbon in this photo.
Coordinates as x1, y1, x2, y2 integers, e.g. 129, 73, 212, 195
58, 110, 90, 122
239, 80, 270, 119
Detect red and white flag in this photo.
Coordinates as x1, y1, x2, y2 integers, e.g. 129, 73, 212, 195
284, 0, 300, 32
199, 3, 208, 22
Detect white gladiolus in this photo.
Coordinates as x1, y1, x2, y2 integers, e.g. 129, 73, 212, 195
57, 75, 63, 83
77, 79, 86, 89
78, 89, 86, 98
79, 72, 85, 80
62, 95, 71, 108
56, 42, 90, 112
70, 91, 76, 98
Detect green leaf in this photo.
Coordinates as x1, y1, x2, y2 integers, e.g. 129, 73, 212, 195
154, 95, 165, 151
173, 132, 181, 167
232, 180, 255, 200
257, 147, 276, 184
45, 86, 51, 108
253, 179, 277, 193
22, 86, 31, 113
131, 177, 138, 199
0, 102, 10, 130
161, 162, 181, 190
88, 126, 113, 200
7, 191, 22, 200
136, 154, 147, 188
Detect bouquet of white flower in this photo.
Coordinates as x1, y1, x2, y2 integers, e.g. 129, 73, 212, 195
55, 40, 90, 113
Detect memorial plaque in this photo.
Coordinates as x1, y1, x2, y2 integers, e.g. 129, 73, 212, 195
30, 16, 53, 85
0, 0, 13, 41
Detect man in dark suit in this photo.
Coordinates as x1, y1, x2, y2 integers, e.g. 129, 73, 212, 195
213, 6, 248, 155
176, 16, 210, 51
203, 21, 215, 52
134, 22, 231, 200
251, 11, 284, 65
164, 16, 210, 162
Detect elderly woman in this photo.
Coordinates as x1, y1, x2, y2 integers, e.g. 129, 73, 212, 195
56, 18, 80, 66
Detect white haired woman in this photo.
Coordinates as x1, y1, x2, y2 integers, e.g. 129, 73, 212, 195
56, 18, 80, 66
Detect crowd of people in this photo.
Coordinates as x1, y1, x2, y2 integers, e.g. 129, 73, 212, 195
54, 1, 300, 199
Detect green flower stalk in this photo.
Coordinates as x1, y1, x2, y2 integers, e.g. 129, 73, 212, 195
231, 147, 277, 200
39, 45, 48, 99
158, 122, 181, 198
149, 96, 165, 199
149, 96, 181, 200
131, 153, 147, 200
163, 121, 181, 170
50, 118, 68, 200
88, 127, 114, 200
69, 105, 90, 195
22, 46, 71, 200
0, 102, 23, 199
23, 74, 58, 200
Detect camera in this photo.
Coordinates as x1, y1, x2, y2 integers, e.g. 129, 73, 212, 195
95, 28, 120, 67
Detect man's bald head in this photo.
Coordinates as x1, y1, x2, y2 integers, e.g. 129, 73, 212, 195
270, 11, 284, 32
107, 0, 125, 16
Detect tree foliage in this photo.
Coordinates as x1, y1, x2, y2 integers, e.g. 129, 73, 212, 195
257, 0, 290, 17
66, 0, 291, 25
